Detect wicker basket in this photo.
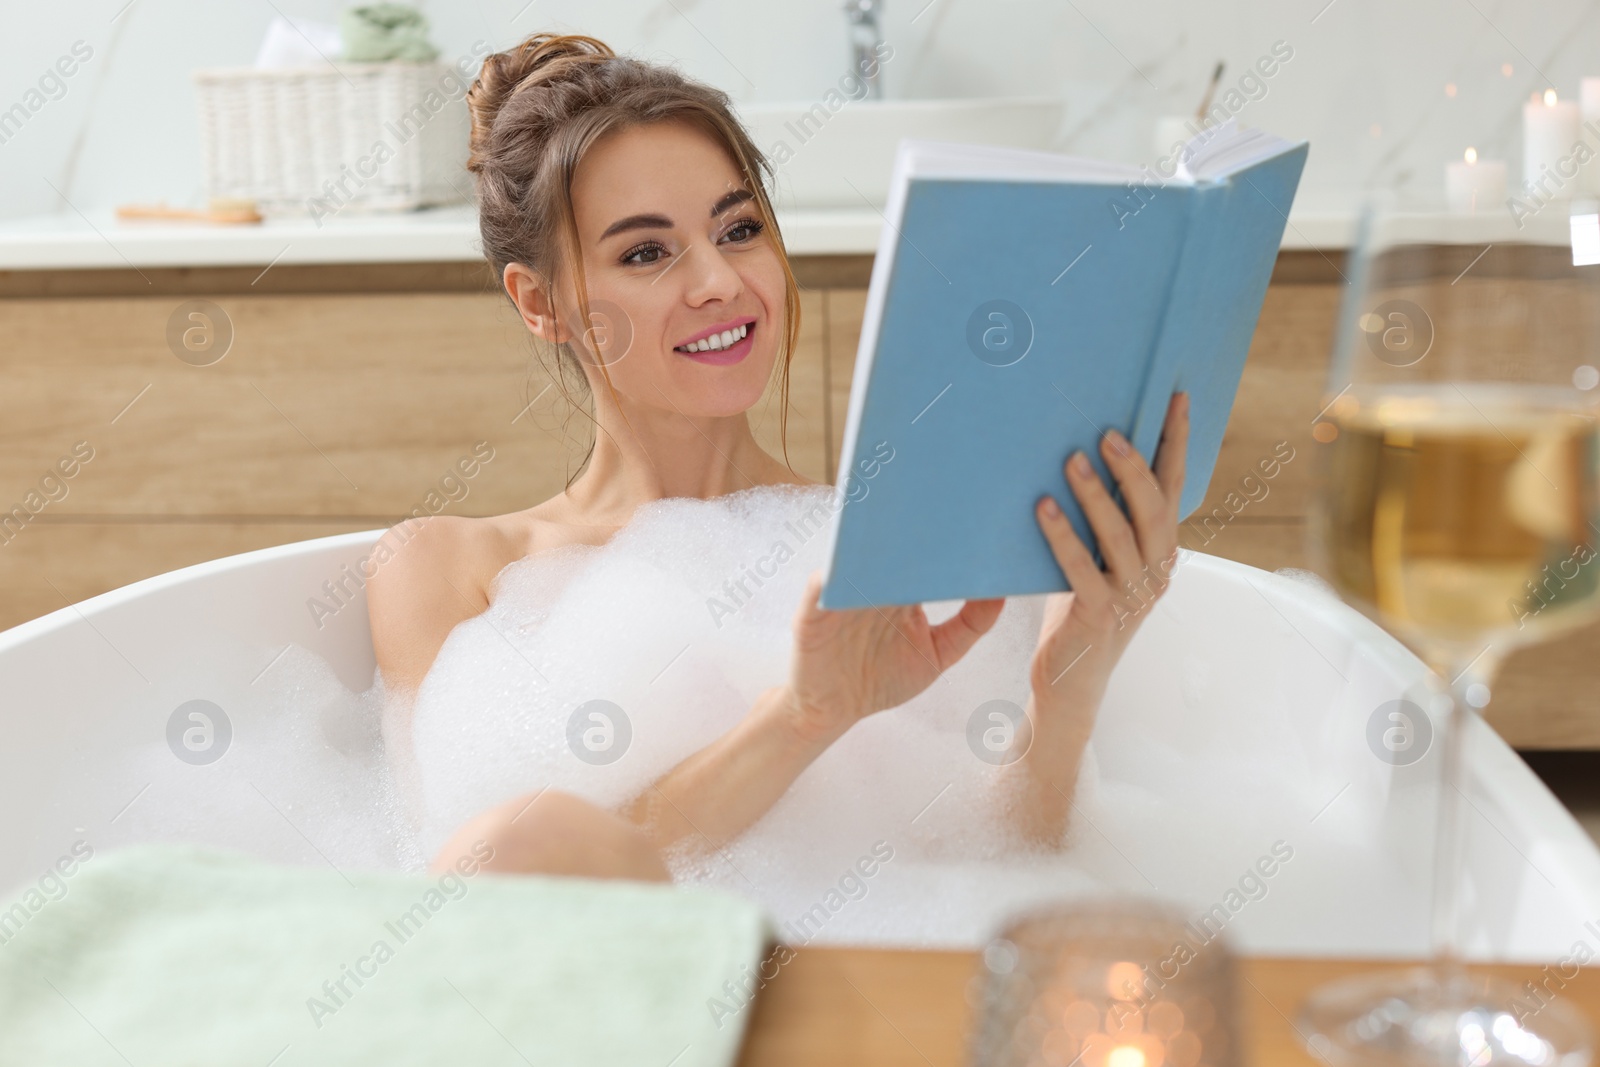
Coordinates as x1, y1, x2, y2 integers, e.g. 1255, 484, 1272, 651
193, 63, 471, 216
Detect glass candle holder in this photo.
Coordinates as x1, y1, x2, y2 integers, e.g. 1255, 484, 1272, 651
969, 897, 1241, 1067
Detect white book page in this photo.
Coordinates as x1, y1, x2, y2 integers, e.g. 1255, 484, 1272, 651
900, 139, 1143, 186
900, 122, 1298, 187
1179, 121, 1298, 181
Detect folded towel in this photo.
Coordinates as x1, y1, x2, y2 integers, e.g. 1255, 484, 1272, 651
0, 844, 770, 1066
255, 15, 343, 69
340, 3, 440, 62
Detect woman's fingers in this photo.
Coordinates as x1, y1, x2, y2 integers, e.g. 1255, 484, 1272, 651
792, 571, 828, 637
1155, 391, 1191, 503
1089, 392, 1189, 574
1062, 450, 1144, 584
1098, 427, 1172, 570
927, 597, 1005, 669
1035, 493, 1112, 613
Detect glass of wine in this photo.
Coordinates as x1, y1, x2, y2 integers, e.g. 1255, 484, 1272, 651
1300, 196, 1600, 1063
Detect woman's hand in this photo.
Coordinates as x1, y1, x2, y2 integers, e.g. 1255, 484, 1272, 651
1029, 391, 1189, 713
783, 575, 1006, 745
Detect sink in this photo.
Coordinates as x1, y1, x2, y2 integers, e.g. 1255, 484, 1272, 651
736, 98, 1066, 210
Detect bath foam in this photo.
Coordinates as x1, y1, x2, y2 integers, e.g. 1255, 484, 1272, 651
100, 645, 427, 875
77, 483, 1420, 950
404, 484, 1390, 948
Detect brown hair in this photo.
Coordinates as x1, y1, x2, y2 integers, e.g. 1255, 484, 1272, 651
465, 33, 802, 482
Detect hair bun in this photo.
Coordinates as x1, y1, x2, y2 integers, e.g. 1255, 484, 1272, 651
467, 33, 616, 172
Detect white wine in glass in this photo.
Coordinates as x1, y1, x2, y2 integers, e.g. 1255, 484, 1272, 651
1301, 203, 1600, 1066
1319, 384, 1600, 659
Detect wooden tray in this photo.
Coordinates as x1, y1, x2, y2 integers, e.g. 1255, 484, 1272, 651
738, 948, 1596, 1065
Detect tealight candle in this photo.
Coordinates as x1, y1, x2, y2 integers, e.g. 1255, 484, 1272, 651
1445, 147, 1507, 212
1523, 88, 1581, 198
969, 898, 1241, 1067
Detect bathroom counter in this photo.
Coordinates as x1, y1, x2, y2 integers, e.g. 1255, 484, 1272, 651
0, 194, 1575, 269
738, 948, 1597, 1065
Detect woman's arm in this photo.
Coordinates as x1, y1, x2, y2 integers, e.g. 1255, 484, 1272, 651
624, 576, 1006, 856
620, 685, 832, 851
1007, 391, 1190, 845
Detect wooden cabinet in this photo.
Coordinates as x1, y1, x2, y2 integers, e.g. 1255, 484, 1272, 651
1, 254, 1594, 746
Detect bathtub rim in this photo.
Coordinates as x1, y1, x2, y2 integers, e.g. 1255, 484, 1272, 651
0, 527, 388, 652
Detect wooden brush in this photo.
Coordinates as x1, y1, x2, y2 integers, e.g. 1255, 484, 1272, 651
115, 198, 263, 224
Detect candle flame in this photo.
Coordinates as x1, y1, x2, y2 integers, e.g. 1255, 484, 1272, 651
1545, 88, 1559, 106
1107, 1047, 1147, 1067
1465, 146, 1478, 164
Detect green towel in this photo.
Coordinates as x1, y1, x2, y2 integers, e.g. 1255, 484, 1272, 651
340, 3, 439, 62
0, 844, 771, 1066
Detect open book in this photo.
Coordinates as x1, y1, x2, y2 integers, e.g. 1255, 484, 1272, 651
818, 123, 1309, 609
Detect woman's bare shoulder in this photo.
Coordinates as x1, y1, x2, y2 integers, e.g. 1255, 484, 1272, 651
365, 510, 545, 694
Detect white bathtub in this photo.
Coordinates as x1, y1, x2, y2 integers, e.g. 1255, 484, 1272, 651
1, 532, 1597, 961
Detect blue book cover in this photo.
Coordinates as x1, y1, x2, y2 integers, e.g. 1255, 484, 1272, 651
819, 127, 1309, 610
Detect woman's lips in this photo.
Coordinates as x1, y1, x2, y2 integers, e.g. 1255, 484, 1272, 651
675, 319, 756, 366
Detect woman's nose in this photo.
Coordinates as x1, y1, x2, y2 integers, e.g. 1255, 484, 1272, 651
681, 239, 745, 306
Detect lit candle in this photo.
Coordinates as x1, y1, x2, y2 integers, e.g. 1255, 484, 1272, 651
1580, 77, 1600, 195
1446, 147, 1507, 212
1523, 88, 1582, 199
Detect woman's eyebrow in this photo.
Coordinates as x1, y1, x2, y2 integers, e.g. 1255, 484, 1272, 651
598, 190, 755, 240
710, 189, 754, 216
600, 213, 673, 239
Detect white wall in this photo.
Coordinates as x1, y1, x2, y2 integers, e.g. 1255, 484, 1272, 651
0, 0, 1595, 220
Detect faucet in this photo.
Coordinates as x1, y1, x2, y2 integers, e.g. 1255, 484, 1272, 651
843, 0, 885, 101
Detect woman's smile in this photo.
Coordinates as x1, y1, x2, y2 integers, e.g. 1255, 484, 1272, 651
673, 316, 757, 365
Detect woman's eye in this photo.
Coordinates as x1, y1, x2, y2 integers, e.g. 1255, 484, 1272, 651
720, 218, 765, 244
621, 242, 668, 266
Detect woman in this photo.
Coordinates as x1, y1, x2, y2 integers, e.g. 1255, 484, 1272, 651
366, 33, 1189, 879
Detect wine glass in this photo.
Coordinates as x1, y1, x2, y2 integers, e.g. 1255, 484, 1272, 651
1301, 195, 1600, 1063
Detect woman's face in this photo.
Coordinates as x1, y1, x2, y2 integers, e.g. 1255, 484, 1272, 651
555, 119, 787, 419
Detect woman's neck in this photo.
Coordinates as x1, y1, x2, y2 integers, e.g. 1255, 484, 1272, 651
554, 392, 800, 526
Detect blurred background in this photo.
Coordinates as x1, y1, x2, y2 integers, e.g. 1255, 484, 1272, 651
1, 0, 1598, 794
3, 0, 1595, 210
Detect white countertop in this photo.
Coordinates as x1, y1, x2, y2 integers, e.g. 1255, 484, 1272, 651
0, 195, 1573, 271
0, 204, 883, 270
